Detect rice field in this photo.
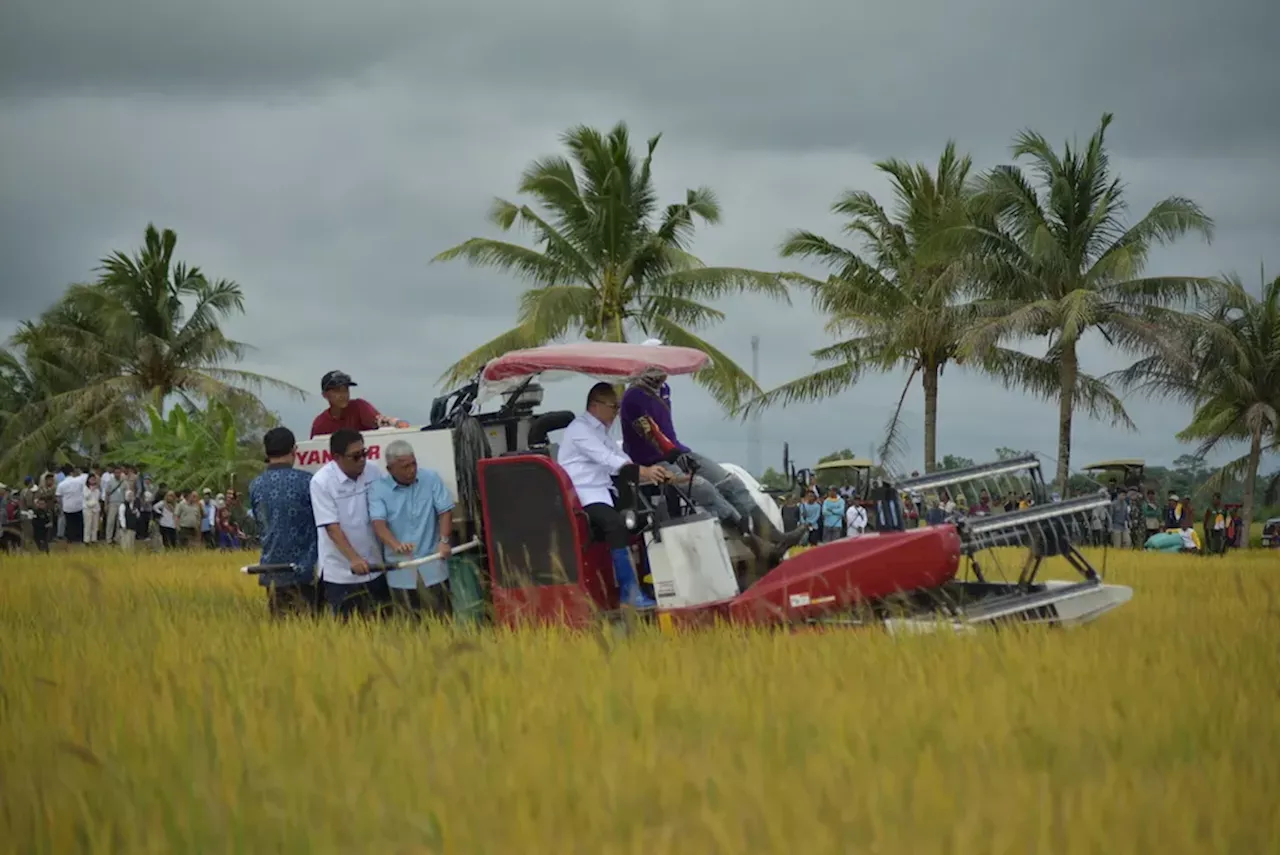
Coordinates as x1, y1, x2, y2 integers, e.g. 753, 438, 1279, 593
1, 546, 1278, 854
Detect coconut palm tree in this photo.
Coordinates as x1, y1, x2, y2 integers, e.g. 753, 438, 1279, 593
433, 122, 789, 410
0, 224, 302, 468
1112, 272, 1279, 541
740, 142, 1122, 473
961, 113, 1215, 490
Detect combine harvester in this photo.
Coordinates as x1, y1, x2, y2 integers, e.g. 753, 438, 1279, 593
246, 342, 1132, 633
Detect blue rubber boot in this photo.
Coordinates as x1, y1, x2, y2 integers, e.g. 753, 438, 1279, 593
612, 548, 656, 609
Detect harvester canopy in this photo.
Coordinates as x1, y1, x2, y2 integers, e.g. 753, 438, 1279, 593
478, 342, 710, 401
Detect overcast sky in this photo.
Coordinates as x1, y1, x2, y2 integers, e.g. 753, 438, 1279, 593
2, 0, 1277, 476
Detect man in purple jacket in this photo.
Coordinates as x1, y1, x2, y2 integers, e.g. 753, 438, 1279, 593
620, 362, 805, 559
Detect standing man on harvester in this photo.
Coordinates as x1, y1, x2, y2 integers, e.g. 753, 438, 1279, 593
310, 370, 410, 438
620, 350, 806, 562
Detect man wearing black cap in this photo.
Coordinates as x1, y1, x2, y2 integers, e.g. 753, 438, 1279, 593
248, 426, 320, 616
310, 370, 409, 439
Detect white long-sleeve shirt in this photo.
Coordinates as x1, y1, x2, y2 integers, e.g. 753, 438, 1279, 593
556, 411, 632, 507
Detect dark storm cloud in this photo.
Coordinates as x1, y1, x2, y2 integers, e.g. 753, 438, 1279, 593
5, 0, 1276, 160
1, 0, 1276, 473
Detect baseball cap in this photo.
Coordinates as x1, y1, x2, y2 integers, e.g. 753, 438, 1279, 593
321, 370, 357, 392
263, 426, 296, 458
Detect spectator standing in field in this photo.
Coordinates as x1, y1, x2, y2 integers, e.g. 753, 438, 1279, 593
1203, 494, 1227, 555
175, 491, 202, 547
82, 472, 103, 544
1142, 490, 1162, 540
17, 476, 36, 545
117, 491, 139, 551
200, 489, 216, 548
103, 465, 126, 544
56, 466, 89, 544
1109, 488, 1132, 549
30, 492, 51, 552
137, 490, 155, 549
845, 501, 868, 538
370, 440, 456, 618
309, 370, 408, 439
310, 428, 390, 618
250, 427, 320, 617
798, 492, 821, 544
820, 486, 846, 543
155, 491, 179, 548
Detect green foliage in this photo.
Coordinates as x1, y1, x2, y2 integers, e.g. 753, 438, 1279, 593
104, 400, 264, 493
939, 454, 977, 471
756, 466, 791, 491
433, 122, 790, 411
746, 142, 1093, 475
1112, 272, 1280, 535
0, 224, 301, 475
963, 113, 1215, 490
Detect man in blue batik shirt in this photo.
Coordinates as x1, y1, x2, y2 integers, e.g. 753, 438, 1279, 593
370, 439, 455, 618
248, 426, 319, 617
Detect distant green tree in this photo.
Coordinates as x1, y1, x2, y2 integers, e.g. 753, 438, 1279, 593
433, 122, 789, 411
940, 454, 976, 471
757, 467, 791, 491
105, 400, 264, 493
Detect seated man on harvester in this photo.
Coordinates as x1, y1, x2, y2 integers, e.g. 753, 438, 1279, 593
620, 360, 806, 562
557, 382, 672, 609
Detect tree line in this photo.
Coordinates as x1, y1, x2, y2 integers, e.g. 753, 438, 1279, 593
2, 116, 1276, 534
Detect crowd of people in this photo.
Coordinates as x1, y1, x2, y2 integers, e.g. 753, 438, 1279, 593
0, 464, 255, 552
778, 476, 1246, 556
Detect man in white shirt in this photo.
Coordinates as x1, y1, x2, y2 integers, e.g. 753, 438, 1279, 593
310, 428, 390, 619
557, 383, 670, 608
845, 502, 868, 537
55, 466, 90, 544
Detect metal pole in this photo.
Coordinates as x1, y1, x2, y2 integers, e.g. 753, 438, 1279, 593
748, 335, 762, 477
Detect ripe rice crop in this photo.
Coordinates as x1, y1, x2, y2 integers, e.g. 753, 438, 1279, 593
1, 547, 1277, 853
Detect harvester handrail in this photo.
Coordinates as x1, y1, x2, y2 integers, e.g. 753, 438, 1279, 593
895, 455, 1040, 492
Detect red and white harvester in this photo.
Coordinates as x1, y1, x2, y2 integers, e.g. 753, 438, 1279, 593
266, 342, 1132, 632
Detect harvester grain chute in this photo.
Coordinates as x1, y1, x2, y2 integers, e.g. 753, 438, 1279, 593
243, 342, 1133, 632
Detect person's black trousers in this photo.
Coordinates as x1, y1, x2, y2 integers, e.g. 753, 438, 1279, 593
64, 511, 84, 543
390, 580, 453, 619
322, 574, 393, 620
582, 503, 630, 549
267, 582, 321, 618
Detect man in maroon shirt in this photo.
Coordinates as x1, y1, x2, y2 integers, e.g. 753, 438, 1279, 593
310, 370, 409, 438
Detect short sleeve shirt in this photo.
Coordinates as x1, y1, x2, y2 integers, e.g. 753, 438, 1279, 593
310, 460, 386, 585
369, 470, 456, 589
310, 398, 379, 438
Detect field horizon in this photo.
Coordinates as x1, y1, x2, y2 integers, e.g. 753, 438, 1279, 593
2, 548, 1277, 853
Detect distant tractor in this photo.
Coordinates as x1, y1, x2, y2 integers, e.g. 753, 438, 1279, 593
1082, 459, 1146, 491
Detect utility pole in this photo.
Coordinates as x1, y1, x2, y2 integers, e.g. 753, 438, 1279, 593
748, 335, 762, 477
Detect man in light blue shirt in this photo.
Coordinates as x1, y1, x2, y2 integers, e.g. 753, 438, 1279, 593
370, 439, 455, 618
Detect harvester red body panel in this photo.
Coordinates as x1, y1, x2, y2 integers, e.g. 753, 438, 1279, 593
477, 453, 962, 629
